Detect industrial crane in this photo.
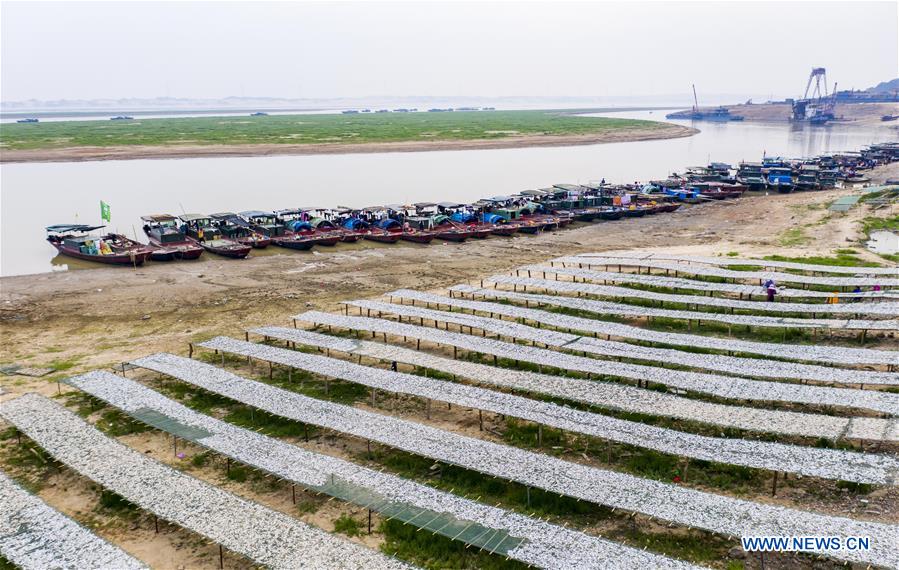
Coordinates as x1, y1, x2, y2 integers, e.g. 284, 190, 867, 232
792, 67, 837, 123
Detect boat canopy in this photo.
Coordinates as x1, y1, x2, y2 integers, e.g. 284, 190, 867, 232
45, 224, 104, 233
209, 212, 238, 219
141, 214, 178, 223
310, 217, 335, 229
274, 208, 305, 217
376, 218, 401, 230
437, 201, 463, 209
450, 211, 473, 223
413, 202, 436, 208
239, 210, 275, 220
286, 220, 313, 232
179, 214, 211, 223
343, 218, 368, 230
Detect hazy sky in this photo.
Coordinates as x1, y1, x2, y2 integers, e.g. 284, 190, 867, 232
1, 1, 896, 102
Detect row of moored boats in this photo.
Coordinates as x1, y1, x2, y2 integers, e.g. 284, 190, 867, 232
44, 141, 898, 266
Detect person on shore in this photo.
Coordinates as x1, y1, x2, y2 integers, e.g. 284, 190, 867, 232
873, 284, 882, 292
827, 291, 839, 304
765, 279, 776, 302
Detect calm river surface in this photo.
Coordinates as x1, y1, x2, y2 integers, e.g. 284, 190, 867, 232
1, 110, 895, 277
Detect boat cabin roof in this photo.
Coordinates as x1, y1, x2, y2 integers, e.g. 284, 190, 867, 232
46, 224, 105, 234
210, 212, 239, 219
141, 214, 177, 223
413, 202, 436, 208
63, 235, 97, 244
179, 214, 211, 222
437, 201, 463, 208
239, 210, 275, 218
273, 208, 305, 216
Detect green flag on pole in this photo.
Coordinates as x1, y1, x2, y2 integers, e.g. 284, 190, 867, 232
100, 201, 111, 222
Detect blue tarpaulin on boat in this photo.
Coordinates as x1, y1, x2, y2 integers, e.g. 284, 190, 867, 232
481, 213, 504, 224
450, 212, 473, 223
376, 218, 401, 230
343, 218, 368, 230
287, 221, 313, 232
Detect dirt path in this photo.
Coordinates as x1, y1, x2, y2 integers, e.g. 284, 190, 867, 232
2, 164, 896, 396
0, 124, 696, 163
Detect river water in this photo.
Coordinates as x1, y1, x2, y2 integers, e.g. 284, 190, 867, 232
1, 110, 895, 277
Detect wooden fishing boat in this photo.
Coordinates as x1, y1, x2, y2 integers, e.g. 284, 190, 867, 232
364, 218, 403, 243
690, 182, 747, 199
210, 212, 272, 248
274, 209, 343, 248
364, 230, 402, 243
657, 203, 682, 213
141, 215, 204, 261
400, 229, 435, 243
622, 206, 646, 218
239, 211, 287, 237
178, 214, 251, 258
597, 208, 625, 221
46, 225, 155, 266
432, 217, 475, 241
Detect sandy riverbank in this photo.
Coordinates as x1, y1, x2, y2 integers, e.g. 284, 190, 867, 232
0, 123, 696, 163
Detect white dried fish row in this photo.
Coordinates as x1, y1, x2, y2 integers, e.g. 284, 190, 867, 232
446, 286, 898, 331
0, 394, 414, 570
446, 286, 899, 385
253, 325, 895, 440
373, 288, 899, 366
554, 256, 899, 287
572, 252, 899, 275
69, 371, 696, 570
201, 336, 899, 485
521, 264, 899, 299
297, 310, 899, 427
128, 353, 899, 568
0, 470, 147, 570
487, 275, 899, 317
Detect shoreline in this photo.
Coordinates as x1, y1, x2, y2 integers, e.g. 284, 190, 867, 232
0, 124, 696, 164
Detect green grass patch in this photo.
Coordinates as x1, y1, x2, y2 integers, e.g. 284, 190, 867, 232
0, 111, 671, 150
776, 227, 810, 247
98, 489, 138, 512
835, 480, 874, 495
332, 513, 364, 537
226, 465, 248, 482
859, 215, 899, 236
764, 252, 882, 267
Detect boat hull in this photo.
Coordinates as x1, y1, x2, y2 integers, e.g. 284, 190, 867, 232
236, 236, 272, 249
145, 237, 204, 260
400, 232, 435, 244
490, 225, 518, 236
273, 237, 315, 250
364, 232, 402, 243
50, 243, 151, 266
